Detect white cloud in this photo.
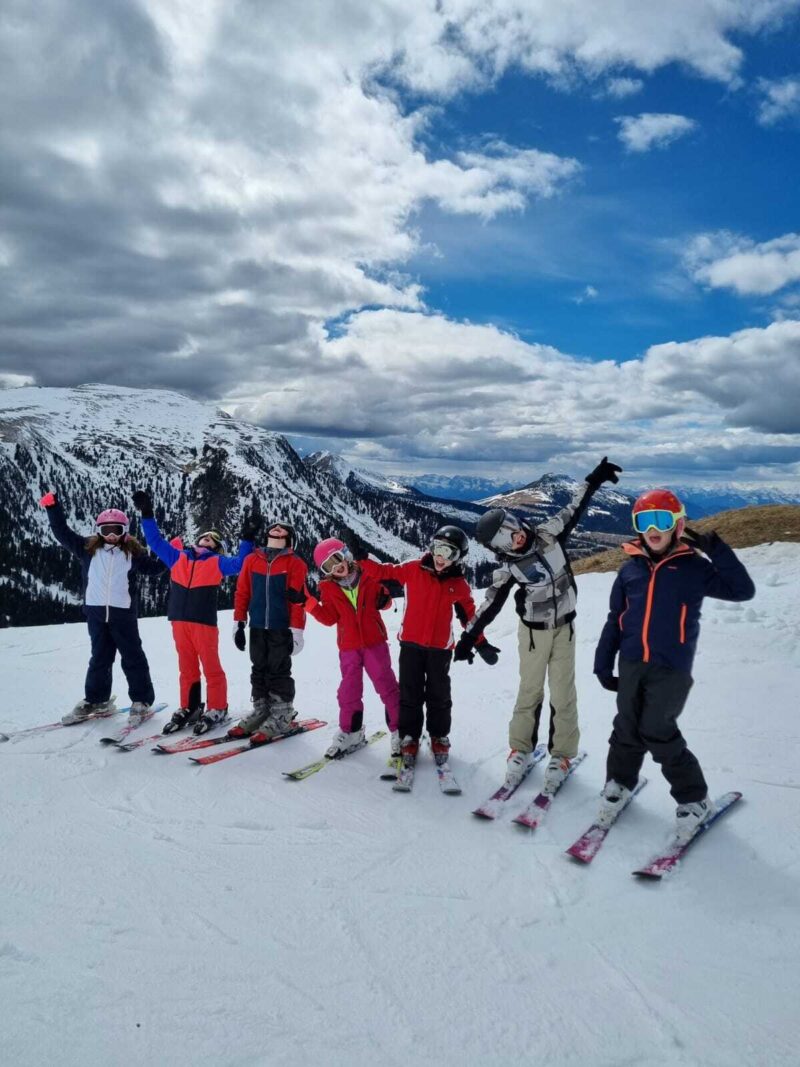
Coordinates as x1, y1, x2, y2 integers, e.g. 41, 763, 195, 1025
615, 112, 697, 152
232, 309, 800, 478
757, 75, 800, 125
572, 285, 599, 303
686, 231, 800, 295
603, 77, 644, 98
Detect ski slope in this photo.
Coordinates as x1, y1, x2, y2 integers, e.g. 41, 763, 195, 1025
1, 544, 799, 1066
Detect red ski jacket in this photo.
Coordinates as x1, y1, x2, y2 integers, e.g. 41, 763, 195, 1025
306, 571, 392, 651
359, 555, 478, 650
234, 548, 307, 630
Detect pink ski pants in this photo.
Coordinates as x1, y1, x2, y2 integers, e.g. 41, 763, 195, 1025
337, 642, 400, 733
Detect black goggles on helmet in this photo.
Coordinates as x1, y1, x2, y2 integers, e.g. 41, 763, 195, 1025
98, 523, 125, 537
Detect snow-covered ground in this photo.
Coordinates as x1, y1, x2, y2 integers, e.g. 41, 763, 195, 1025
2, 544, 799, 1066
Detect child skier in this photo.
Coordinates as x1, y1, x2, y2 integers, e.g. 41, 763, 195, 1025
357, 526, 497, 771
230, 520, 308, 743
304, 538, 400, 758
455, 457, 623, 793
132, 490, 255, 734
593, 489, 755, 841
39, 491, 164, 725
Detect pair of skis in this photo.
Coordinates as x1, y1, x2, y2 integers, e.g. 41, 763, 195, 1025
0, 696, 121, 743
472, 747, 742, 878
98, 703, 169, 748
390, 739, 461, 795
153, 718, 328, 765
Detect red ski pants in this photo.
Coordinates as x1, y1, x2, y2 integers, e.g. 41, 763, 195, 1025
171, 621, 227, 710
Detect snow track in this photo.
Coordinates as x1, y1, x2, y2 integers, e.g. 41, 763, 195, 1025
1, 544, 799, 1065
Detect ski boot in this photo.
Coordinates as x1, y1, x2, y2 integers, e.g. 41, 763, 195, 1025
250, 696, 297, 747
193, 708, 228, 736
163, 705, 203, 735
325, 728, 366, 759
399, 735, 419, 767
542, 754, 572, 794
61, 698, 115, 726
504, 748, 532, 788
128, 702, 153, 728
675, 795, 715, 843
430, 735, 451, 767
227, 697, 269, 739
389, 730, 401, 758
596, 779, 632, 829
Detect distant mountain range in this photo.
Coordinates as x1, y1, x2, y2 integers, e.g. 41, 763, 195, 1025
395, 471, 800, 516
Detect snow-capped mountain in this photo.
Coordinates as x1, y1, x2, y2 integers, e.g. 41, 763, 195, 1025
658, 484, 800, 518
304, 451, 420, 497
396, 473, 517, 502
0, 386, 497, 627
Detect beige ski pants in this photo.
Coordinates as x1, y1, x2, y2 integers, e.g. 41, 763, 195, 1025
509, 620, 580, 758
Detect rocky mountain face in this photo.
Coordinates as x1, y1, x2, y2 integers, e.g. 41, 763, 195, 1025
0, 386, 498, 626
1, 386, 645, 627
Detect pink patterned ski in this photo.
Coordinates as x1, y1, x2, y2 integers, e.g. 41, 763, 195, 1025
566, 777, 648, 864
512, 751, 587, 830
632, 791, 743, 879
472, 743, 548, 819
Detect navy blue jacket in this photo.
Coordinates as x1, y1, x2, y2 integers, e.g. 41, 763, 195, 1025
594, 537, 755, 676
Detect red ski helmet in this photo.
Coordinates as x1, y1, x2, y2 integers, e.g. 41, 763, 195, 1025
631, 489, 685, 534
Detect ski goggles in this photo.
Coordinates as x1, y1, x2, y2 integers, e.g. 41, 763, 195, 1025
431, 539, 458, 561
97, 523, 125, 537
487, 519, 522, 554
632, 509, 682, 534
320, 550, 351, 574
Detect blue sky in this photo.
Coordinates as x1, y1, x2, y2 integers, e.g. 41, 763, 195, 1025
1, 1, 799, 487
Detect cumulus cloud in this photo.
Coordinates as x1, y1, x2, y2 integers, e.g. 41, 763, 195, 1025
686, 231, 800, 295
615, 112, 697, 152
1, 0, 799, 483
231, 309, 800, 479
603, 77, 644, 98
757, 75, 800, 125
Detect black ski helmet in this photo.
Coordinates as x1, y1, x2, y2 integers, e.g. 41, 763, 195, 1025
265, 519, 296, 548
432, 524, 469, 561
475, 508, 528, 553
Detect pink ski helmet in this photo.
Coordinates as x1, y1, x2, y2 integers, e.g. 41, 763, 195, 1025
313, 537, 347, 571
95, 508, 130, 538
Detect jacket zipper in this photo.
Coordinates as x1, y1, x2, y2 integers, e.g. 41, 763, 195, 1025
679, 603, 687, 644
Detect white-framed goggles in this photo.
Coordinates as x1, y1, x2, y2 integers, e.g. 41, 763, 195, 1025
320, 549, 352, 575
431, 539, 459, 561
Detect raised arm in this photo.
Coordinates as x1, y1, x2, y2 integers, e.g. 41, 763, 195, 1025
39, 493, 86, 557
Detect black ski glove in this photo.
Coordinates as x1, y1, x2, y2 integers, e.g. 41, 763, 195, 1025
681, 527, 721, 555
376, 585, 392, 610
453, 633, 476, 664
233, 621, 247, 652
285, 587, 305, 605
597, 673, 619, 692
585, 457, 623, 489
476, 641, 500, 666
132, 490, 154, 518
240, 515, 259, 542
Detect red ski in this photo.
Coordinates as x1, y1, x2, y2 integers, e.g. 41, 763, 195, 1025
188, 719, 327, 765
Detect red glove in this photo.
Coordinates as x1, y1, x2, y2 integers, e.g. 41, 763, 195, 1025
39, 492, 57, 508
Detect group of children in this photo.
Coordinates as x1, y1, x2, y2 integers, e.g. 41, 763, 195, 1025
40, 456, 756, 840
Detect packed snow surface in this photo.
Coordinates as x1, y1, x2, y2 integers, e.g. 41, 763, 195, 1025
1, 544, 799, 1066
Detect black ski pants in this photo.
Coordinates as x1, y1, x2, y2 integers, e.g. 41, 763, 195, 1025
85, 608, 155, 705
606, 658, 707, 804
398, 643, 452, 741
249, 628, 295, 703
